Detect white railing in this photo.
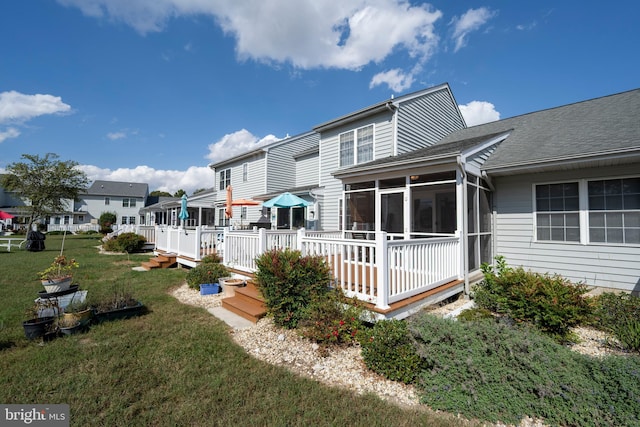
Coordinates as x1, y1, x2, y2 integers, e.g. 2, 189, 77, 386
47, 224, 100, 233
155, 226, 224, 261
155, 226, 462, 309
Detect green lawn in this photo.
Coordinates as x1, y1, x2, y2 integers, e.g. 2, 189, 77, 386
0, 235, 466, 426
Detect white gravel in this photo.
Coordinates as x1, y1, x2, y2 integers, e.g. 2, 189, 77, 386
170, 284, 632, 426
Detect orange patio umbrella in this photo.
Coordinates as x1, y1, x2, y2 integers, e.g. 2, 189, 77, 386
225, 186, 233, 219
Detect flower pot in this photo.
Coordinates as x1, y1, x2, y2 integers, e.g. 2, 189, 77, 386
221, 278, 245, 297
199, 283, 221, 295
63, 308, 92, 325
41, 276, 72, 293
22, 316, 56, 340
59, 322, 87, 336
93, 301, 146, 323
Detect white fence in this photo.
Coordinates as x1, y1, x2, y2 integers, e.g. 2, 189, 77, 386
152, 226, 461, 309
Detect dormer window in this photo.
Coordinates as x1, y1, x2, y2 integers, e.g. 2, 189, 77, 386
339, 124, 374, 167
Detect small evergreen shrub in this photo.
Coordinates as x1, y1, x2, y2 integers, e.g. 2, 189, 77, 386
593, 292, 640, 351
358, 319, 425, 384
473, 256, 592, 341
409, 312, 640, 426
200, 253, 222, 264
456, 307, 494, 322
299, 288, 366, 354
254, 248, 330, 329
185, 262, 229, 289
102, 232, 146, 253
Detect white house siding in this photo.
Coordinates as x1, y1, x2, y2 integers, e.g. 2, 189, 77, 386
493, 164, 640, 292
396, 89, 466, 155
82, 196, 144, 225
221, 154, 267, 225
319, 111, 394, 231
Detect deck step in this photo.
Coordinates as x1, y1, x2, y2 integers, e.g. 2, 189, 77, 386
222, 297, 266, 323
221, 280, 266, 323
140, 254, 177, 270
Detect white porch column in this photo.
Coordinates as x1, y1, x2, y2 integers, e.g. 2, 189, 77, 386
375, 231, 390, 310
194, 226, 202, 261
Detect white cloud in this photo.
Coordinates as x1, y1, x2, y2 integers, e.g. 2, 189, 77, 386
0, 127, 20, 143
369, 68, 414, 92
78, 164, 216, 195
459, 101, 500, 126
57, 0, 442, 88
107, 131, 126, 140
451, 7, 496, 52
206, 129, 280, 164
0, 91, 71, 124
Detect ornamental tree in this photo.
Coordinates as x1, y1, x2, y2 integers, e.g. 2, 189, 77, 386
1, 153, 89, 229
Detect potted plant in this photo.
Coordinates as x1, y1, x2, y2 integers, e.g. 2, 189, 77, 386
92, 283, 145, 323
22, 301, 57, 340
185, 262, 229, 295
63, 300, 92, 325
57, 316, 84, 336
38, 255, 79, 293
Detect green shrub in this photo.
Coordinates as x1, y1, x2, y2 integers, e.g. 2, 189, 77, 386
593, 292, 640, 351
102, 232, 147, 253
200, 253, 222, 264
299, 288, 367, 354
473, 256, 592, 341
359, 319, 425, 384
254, 248, 330, 329
456, 307, 494, 322
185, 262, 230, 289
409, 313, 640, 426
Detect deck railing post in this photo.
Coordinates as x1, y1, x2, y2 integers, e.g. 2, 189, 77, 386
375, 231, 390, 310
296, 228, 305, 254
258, 227, 267, 255
194, 226, 202, 261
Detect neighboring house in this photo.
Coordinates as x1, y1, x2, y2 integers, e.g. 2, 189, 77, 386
209, 131, 320, 229
68, 180, 150, 228
140, 189, 217, 227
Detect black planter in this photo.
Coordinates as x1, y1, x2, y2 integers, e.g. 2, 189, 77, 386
22, 316, 56, 340
59, 322, 88, 336
93, 302, 146, 323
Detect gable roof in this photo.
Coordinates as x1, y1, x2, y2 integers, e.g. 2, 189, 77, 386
313, 83, 461, 132
440, 88, 640, 175
86, 180, 149, 198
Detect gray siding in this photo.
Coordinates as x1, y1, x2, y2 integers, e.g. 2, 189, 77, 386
493, 164, 640, 292
397, 89, 466, 154
266, 132, 319, 193
295, 153, 319, 187
466, 144, 499, 172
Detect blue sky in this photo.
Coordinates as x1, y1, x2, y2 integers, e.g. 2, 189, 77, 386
1, 1, 638, 195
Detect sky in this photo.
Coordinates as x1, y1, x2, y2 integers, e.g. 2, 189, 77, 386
1, 1, 638, 195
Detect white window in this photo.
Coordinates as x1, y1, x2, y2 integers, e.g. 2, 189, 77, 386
121, 216, 127, 225
243, 163, 248, 182
339, 124, 374, 167
588, 178, 640, 244
104, 197, 110, 205
535, 182, 580, 242
129, 216, 136, 225
219, 169, 231, 191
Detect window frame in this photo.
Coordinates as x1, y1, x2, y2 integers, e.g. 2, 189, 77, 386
219, 169, 231, 191
339, 124, 374, 167
532, 175, 640, 246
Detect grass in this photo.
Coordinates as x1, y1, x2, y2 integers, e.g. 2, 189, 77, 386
0, 235, 465, 426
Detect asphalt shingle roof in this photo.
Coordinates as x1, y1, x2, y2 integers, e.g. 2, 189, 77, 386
86, 180, 148, 198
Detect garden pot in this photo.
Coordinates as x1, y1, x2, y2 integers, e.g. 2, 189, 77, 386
59, 322, 87, 336
199, 283, 221, 295
221, 278, 245, 297
63, 308, 92, 325
22, 316, 56, 340
41, 276, 72, 293
93, 301, 146, 323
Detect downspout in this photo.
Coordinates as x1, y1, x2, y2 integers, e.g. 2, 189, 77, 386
456, 156, 469, 295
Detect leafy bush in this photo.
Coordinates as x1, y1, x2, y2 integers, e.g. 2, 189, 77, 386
99, 211, 117, 234
593, 292, 640, 351
409, 313, 640, 426
298, 288, 367, 354
254, 248, 330, 329
102, 232, 147, 253
200, 253, 222, 264
359, 319, 425, 384
185, 262, 229, 289
473, 256, 592, 341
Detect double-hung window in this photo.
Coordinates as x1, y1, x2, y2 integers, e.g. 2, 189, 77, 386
242, 163, 248, 182
219, 169, 231, 191
339, 124, 373, 167
535, 182, 580, 242
588, 178, 640, 244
